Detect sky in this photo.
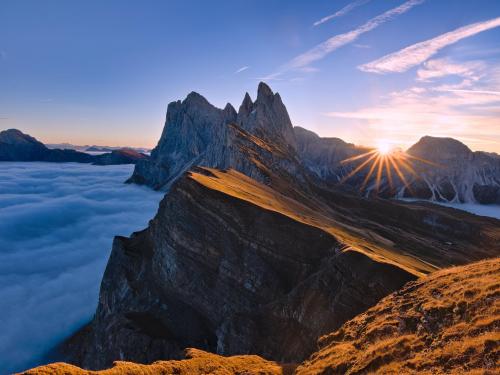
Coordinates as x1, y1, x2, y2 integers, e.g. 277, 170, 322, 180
1, 0, 500, 152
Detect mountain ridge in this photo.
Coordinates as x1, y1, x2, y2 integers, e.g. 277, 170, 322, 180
0, 129, 148, 165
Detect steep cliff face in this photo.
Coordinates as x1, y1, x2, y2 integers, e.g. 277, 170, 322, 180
64, 168, 419, 369
64, 167, 500, 370
294, 129, 500, 204
127, 83, 304, 190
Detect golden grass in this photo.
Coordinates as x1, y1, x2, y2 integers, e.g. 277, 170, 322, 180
295, 257, 500, 374
20, 348, 294, 375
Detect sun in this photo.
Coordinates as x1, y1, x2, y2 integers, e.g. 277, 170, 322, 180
376, 141, 392, 155
339, 141, 437, 194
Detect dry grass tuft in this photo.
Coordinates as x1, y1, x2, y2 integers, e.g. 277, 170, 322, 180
20, 348, 294, 375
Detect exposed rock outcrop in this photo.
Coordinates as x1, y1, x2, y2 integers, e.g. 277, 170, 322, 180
23, 258, 500, 374
294, 126, 371, 184
296, 257, 500, 374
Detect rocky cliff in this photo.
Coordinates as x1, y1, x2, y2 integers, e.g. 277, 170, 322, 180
294, 128, 500, 204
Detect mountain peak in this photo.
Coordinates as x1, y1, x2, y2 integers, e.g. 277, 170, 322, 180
0, 128, 45, 147
408, 135, 472, 159
257, 81, 274, 100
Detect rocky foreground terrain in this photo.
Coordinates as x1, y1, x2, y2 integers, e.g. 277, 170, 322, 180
23, 258, 499, 374
0, 129, 148, 165
20, 83, 500, 373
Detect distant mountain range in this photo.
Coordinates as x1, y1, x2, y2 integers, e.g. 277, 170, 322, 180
46, 142, 151, 154
0, 129, 149, 165
295, 127, 500, 204
53, 83, 500, 373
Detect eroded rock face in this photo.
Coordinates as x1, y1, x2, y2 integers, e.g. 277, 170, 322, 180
127, 83, 302, 190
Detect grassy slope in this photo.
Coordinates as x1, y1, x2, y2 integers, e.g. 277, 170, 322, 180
296, 257, 500, 374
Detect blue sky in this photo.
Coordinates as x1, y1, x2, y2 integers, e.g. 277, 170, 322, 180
1, 0, 499, 152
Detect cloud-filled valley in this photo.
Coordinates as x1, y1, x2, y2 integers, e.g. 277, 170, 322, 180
0, 162, 163, 373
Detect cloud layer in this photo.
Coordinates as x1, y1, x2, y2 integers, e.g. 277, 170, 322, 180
0, 162, 163, 373
360, 16, 500, 74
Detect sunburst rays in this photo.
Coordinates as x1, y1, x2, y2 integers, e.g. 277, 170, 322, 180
340, 147, 437, 194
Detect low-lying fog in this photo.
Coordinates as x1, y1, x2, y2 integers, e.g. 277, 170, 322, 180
0, 162, 163, 373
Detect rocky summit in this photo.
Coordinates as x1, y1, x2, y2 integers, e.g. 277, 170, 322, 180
127, 82, 305, 190
56, 83, 500, 371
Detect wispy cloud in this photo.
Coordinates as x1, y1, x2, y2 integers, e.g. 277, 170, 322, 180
325, 59, 500, 152
235, 66, 250, 74
313, 0, 372, 27
279, 0, 424, 75
416, 58, 484, 81
360, 16, 500, 74
353, 43, 371, 49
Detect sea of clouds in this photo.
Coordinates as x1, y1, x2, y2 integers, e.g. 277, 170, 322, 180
0, 162, 163, 373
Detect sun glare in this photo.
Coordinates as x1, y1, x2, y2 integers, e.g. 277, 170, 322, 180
376, 141, 392, 155
339, 141, 437, 194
